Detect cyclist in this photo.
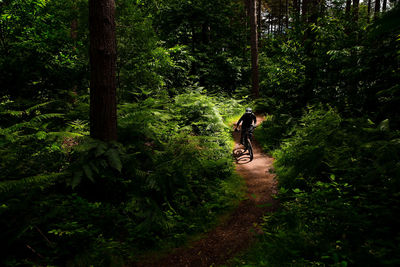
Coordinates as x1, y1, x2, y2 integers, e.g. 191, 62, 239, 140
235, 107, 256, 148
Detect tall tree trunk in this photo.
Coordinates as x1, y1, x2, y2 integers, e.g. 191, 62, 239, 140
302, 0, 309, 21
70, 0, 78, 103
286, 0, 289, 28
367, 0, 371, 22
345, 0, 351, 16
89, 0, 117, 141
279, 0, 282, 32
258, 0, 262, 43
374, 0, 381, 15
352, 0, 359, 21
382, 0, 387, 11
249, 0, 260, 98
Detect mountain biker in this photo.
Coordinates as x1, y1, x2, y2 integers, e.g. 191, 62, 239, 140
235, 107, 256, 147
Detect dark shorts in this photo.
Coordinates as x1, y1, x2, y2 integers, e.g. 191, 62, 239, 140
240, 126, 254, 143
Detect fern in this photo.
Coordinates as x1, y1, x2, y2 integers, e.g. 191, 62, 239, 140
0, 172, 66, 196
30, 113, 64, 123
25, 101, 55, 114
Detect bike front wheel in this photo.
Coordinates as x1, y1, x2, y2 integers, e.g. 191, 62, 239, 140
246, 137, 253, 161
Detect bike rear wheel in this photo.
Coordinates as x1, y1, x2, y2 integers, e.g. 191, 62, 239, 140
246, 136, 253, 161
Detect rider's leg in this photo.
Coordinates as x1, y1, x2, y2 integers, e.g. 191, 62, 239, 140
240, 129, 245, 145
241, 128, 248, 151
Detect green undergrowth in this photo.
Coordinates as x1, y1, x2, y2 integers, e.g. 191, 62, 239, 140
231, 105, 400, 266
0, 92, 246, 266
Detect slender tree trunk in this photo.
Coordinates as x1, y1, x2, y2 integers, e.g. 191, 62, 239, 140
367, 0, 371, 22
374, 0, 381, 15
191, 24, 196, 53
71, 20, 78, 45
249, 0, 260, 98
286, 0, 289, 28
243, 0, 250, 62
382, 0, 387, 11
345, 0, 351, 16
302, 0, 309, 21
201, 23, 210, 44
279, 0, 282, 32
258, 0, 262, 43
89, 0, 117, 141
71, 0, 78, 102
352, 0, 359, 21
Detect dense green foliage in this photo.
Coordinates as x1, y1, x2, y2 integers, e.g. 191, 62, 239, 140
0, 0, 249, 264
1, 92, 245, 265
243, 107, 400, 266
235, 3, 400, 266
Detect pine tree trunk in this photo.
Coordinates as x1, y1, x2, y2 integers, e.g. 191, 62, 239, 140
71, 0, 78, 102
374, 0, 381, 15
382, 0, 387, 11
286, 0, 289, 28
367, 0, 371, 22
249, 0, 260, 98
89, 0, 117, 141
302, 0, 309, 21
345, 0, 351, 16
258, 0, 262, 43
353, 0, 359, 21
278, 0, 282, 32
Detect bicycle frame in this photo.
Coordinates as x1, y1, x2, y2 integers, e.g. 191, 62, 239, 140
238, 125, 254, 161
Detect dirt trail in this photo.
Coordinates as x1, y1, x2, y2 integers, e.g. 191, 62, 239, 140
133, 115, 277, 267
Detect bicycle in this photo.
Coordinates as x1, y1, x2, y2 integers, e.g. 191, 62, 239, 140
235, 125, 255, 161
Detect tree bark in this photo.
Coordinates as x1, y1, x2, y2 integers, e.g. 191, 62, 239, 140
382, 0, 387, 11
374, 0, 381, 15
279, 0, 282, 33
249, 0, 260, 98
258, 0, 262, 43
89, 0, 118, 141
352, 0, 359, 21
286, 0, 289, 28
345, 0, 351, 16
367, 0, 371, 22
302, 0, 309, 21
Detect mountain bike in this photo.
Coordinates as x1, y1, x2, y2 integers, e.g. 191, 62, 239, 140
235, 125, 255, 161
243, 125, 254, 161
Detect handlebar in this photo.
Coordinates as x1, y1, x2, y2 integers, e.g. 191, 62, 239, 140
234, 125, 256, 132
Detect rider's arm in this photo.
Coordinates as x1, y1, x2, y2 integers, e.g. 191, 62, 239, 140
235, 115, 244, 130
252, 114, 257, 126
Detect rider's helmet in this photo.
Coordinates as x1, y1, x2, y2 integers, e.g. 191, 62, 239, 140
245, 107, 252, 114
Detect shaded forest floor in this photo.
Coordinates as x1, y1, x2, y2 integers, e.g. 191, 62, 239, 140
133, 115, 278, 267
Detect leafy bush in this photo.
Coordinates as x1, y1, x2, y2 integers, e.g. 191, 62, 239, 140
255, 113, 297, 152
0, 92, 245, 266
237, 106, 400, 266
273, 106, 342, 190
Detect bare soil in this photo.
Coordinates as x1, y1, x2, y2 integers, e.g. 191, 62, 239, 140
132, 115, 277, 267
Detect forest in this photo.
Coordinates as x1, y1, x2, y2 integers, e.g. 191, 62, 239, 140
0, 0, 399, 266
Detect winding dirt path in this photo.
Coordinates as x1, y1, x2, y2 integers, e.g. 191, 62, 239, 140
133, 115, 277, 267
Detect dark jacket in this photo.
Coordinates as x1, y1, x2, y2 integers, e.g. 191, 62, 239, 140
237, 112, 256, 129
